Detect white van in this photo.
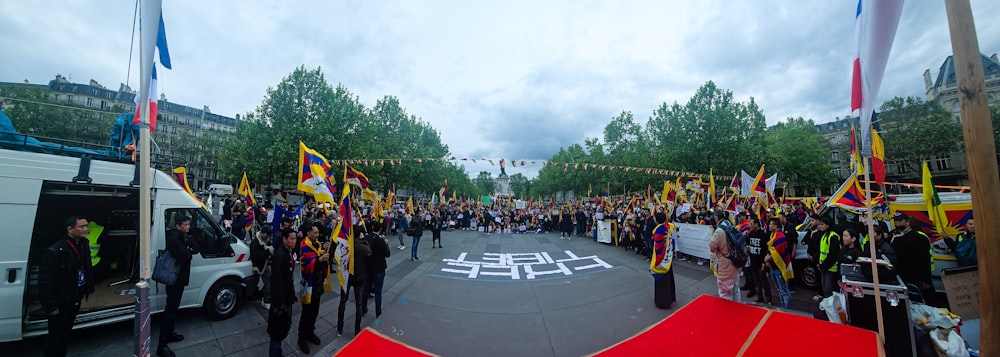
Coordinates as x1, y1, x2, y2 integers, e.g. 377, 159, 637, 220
0, 148, 252, 342
208, 183, 234, 196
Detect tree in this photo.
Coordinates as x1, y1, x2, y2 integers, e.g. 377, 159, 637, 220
646, 81, 767, 177
474, 171, 495, 194
509, 173, 531, 198
765, 117, 836, 192
991, 104, 1000, 154
878, 96, 963, 172
1, 86, 115, 145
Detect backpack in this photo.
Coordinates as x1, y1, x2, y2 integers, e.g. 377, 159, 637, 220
721, 222, 749, 267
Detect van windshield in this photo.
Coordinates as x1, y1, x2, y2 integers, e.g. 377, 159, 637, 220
164, 208, 232, 258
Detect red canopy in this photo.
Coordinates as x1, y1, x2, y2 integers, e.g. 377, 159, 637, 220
591, 295, 884, 357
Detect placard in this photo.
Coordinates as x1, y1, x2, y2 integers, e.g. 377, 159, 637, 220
673, 223, 713, 260
941, 266, 980, 319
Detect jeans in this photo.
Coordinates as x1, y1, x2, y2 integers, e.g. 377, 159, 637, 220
749, 267, 771, 301
269, 340, 283, 357
771, 269, 791, 309
336, 285, 363, 336
362, 271, 386, 316
158, 284, 184, 351
411, 235, 421, 259
45, 302, 80, 357
397, 230, 405, 246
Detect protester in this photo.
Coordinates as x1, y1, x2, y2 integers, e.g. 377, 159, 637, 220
39, 216, 95, 357
709, 211, 740, 302
840, 228, 864, 264
336, 225, 372, 337
157, 215, 199, 357
363, 224, 391, 318
764, 218, 792, 309
943, 215, 976, 267
297, 223, 331, 354
268, 229, 298, 357
409, 211, 424, 260
249, 225, 274, 309
649, 212, 677, 308
815, 217, 841, 300
889, 214, 932, 291
745, 216, 772, 304
430, 211, 444, 248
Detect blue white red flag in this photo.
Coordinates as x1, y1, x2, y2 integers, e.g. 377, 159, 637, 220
852, 0, 904, 156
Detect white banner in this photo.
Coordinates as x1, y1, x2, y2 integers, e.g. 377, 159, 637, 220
596, 221, 613, 244
673, 223, 713, 260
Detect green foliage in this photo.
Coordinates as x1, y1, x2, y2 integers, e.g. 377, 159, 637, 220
0, 86, 115, 146
474, 171, 495, 194
219, 66, 457, 197
765, 117, 836, 192
509, 173, 531, 198
879, 96, 963, 172
991, 104, 1000, 154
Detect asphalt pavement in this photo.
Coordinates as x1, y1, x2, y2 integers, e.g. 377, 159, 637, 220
1, 228, 823, 357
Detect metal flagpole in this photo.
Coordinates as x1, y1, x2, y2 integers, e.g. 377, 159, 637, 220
134, 1, 162, 356
862, 158, 886, 345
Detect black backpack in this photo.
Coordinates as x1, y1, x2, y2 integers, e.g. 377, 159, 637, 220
721, 223, 749, 267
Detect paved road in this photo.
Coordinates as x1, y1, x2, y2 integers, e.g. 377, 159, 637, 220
1, 228, 822, 356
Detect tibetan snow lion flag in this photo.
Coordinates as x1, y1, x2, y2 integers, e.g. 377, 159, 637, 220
768, 231, 794, 281
828, 172, 868, 212
344, 165, 370, 189
332, 185, 354, 292
172, 167, 205, 209
298, 142, 336, 204
650, 223, 675, 275
238, 172, 255, 206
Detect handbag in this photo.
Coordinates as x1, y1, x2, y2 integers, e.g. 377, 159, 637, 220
151, 249, 178, 285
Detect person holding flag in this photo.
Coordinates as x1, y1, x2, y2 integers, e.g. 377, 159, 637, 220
764, 218, 794, 309
296, 223, 331, 354
333, 186, 372, 338
649, 212, 676, 309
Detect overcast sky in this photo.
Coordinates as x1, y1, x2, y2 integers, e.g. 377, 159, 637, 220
2, 0, 998, 179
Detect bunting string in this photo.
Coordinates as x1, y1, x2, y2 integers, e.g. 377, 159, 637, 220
326, 157, 710, 179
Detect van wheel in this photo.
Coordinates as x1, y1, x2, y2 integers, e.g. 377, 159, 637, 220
795, 261, 820, 290
204, 279, 241, 320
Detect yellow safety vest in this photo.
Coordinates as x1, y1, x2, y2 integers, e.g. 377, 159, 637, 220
87, 221, 105, 266
916, 231, 934, 272
818, 230, 841, 272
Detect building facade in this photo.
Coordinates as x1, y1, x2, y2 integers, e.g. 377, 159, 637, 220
813, 53, 1000, 191
0, 75, 237, 189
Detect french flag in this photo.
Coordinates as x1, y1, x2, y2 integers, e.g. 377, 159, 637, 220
134, 14, 171, 132
134, 65, 160, 131
850, 0, 903, 156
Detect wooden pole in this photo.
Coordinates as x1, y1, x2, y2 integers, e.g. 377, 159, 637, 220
862, 159, 886, 345
944, 0, 1000, 354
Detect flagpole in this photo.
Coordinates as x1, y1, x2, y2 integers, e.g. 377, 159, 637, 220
862, 157, 886, 346
945, 0, 1000, 353
134, 1, 162, 356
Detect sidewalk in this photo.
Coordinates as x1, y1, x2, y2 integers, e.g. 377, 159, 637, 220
0, 228, 823, 356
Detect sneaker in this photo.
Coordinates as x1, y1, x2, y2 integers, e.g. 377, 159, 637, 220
399, 245, 406, 250
697, 260, 705, 266
812, 294, 824, 301
261, 301, 271, 310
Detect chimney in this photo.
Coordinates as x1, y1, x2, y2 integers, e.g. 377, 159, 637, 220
88, 79, 104, 89
203, 105, 211, 113
119, 83, 134, 94
159, 93, 167, 102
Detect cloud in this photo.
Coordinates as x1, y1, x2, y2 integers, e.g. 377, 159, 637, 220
3, 0, 999, 181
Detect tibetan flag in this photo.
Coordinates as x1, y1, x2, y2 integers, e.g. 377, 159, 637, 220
238, 172, 256, 206
298, 142, 336, 203
133, 64, 161, 131
729, 172, 740, 195
663, 181, 675, 203
922, 161, 950, 237
332, 185, 354, 292
406, 196, 414, 215
439, 179, 448, 202
828, 172, 868, 212
871, 129, 886, 185
768, 231, 794, 281
344, 165, 370, 189
852, 0, 904, 155
649, 223, 675, 275
750, 165, 767, 198
172, 167, 205, 209
708, 169, 716, 209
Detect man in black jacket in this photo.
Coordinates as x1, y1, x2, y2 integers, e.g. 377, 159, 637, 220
363, 224, 391, 317
39, 215, 95, 357
268, 229, 298, 357
157, 215, 199, 357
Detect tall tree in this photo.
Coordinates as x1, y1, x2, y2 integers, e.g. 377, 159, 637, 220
509, 173, 531, 198
765, 117, 836, 192
646, 81, 767, 177
474, 171, 495, 194
878, 96, 963, 172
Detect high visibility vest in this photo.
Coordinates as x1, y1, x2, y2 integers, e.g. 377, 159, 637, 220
87, 221, 105, 266
818, 230, 841, 272
860, 234, 870, 250
916, 230, 934, 272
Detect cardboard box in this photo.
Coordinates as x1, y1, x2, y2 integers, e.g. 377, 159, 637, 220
941, 266, 979, 319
